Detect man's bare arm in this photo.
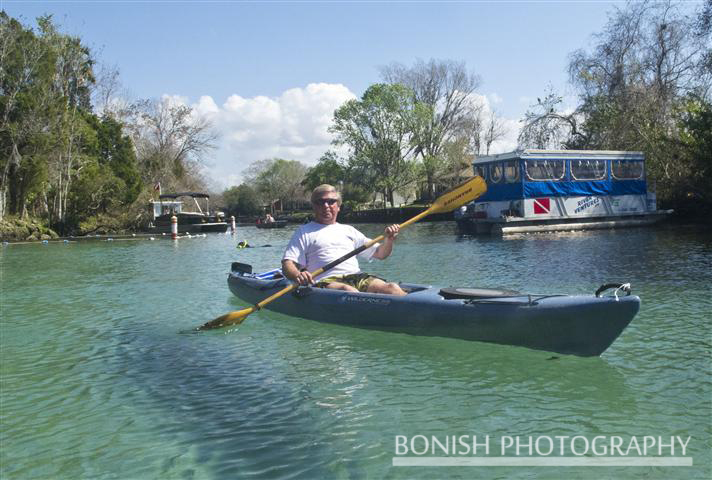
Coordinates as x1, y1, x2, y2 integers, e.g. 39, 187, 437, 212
372, 224, 400, 260
281, 259, 314, 285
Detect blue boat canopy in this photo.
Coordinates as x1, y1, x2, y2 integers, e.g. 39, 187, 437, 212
472, 150, 647, 202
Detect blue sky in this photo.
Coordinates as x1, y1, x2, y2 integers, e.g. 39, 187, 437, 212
2, 0, 627, 188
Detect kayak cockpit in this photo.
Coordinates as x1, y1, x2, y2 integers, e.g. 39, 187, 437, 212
231, 262, 434, 295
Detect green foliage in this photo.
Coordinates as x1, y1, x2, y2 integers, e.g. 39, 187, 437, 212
301, 152, 346, 191
341, 184, 371, 210
89, 115, 143, 204
380, 59, 484, 201
7, 150, 48, 215
0, 13, 151, 234
301, 152, 371, 209
0, 12, 99, 232
69, 159, 122, 217
330, 83, 428, 207
244, 158, 308, 211
669, 96, 712, 217
223, 184, 262, 216
0, 215, 59, 241
521, 2, 711, 218
1, 13, 55, 217
680, 98, 712, 165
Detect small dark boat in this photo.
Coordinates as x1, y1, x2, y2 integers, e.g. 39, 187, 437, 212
226, 263, 640, 357
256, 220, 288, 229
148, 192, 228, 234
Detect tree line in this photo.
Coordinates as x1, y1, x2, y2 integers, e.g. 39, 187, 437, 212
3, 2, 710, 235
1, 13, 216, 234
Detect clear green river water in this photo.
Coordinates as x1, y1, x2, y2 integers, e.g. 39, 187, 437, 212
1, 223, 711, 479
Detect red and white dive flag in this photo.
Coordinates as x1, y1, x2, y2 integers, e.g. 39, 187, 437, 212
533, 198, 550, 214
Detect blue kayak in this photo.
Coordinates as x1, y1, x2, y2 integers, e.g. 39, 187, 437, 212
226, 263, 640, 356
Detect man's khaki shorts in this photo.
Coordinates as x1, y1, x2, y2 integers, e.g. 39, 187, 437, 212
316, 272, 384, 292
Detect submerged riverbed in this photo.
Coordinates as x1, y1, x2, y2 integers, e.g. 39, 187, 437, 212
1, 224, 710, 479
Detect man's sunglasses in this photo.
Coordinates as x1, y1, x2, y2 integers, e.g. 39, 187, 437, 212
313, 198, 339, 206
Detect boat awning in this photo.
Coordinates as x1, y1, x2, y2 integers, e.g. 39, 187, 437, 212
474, 149, 645, 165
159, 192, 210, 200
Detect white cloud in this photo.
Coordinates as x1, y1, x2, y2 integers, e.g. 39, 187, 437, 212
175, 85, 526, 189
182, 83, 356, 189
463, 92, 520, 155
161, 93, 190, 108
194, 95, 219, 116
489, 117, 520, 154
487, 92, 503, 105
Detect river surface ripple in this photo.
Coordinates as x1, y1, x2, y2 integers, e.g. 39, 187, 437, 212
1, 224, 710, 479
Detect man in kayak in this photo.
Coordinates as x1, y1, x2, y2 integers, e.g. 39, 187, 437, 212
282, 184, 407, 296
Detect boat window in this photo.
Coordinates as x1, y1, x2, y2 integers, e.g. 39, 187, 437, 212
490, 163, 504, 184
504, 160, 520, 183
571, 159, 606, 180
525, 159, 565, 181
474, 165, 487, 182
612, 160, 644, 180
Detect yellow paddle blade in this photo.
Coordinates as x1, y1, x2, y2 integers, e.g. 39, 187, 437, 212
198, 307, 254, 330
429, 176, 487, 214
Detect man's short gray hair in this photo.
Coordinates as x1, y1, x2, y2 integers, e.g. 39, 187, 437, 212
311, 184, 342, 204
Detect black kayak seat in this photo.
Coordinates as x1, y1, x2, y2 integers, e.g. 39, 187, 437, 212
439, 287, 520, 300
231, 262, 252, 274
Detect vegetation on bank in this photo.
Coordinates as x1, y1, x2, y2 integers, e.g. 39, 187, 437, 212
0, 215, 59, 241
2, 2, 711, 239
1, 13, 216, 236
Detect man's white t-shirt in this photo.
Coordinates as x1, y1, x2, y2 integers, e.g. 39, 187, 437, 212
282, 222, 379, 280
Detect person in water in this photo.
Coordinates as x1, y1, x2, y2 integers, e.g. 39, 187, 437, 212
281, 184, 406, 295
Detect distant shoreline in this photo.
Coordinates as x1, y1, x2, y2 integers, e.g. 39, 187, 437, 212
2, 210, 709, 244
